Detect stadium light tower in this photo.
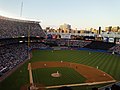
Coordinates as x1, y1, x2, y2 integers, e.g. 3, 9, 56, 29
20, 2, 23, 17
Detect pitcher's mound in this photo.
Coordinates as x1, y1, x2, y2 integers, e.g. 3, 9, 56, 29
51, 71, 61, 77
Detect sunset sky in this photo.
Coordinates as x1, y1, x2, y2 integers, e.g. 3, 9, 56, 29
0, 0, 120, 29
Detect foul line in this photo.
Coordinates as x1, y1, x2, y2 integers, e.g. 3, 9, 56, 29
45, 80, 116, 89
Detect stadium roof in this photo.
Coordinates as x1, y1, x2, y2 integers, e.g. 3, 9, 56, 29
0, 15, 40, 24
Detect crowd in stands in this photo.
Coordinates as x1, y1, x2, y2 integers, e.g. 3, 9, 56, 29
0, 16, 46, 78
0, 16, 46, 39
0, 42, 48, 77
68, 40, 91, 47
29, 42, 49, 49
56, 39, 91, 47
0, 39, 19, 46
0, 44, 28, 77
97, 83, 120, 90
109, 44, 120, 54
84, 41, 116, 50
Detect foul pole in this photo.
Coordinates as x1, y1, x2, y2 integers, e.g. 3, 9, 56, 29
28, 63, 34, 84
28, 25, 30, 60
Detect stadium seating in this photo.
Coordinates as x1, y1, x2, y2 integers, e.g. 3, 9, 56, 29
56, 39, 91, 47
0, 42, 48, 77
109, 44, 120, 54
0, 16, 46, 39
0, 44, 28, 76
84, 41, 115, 50
0, 16, 47, 78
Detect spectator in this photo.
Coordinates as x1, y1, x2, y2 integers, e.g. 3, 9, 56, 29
0, 16, 46, 39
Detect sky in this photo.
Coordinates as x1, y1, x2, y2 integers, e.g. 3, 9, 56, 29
0, 0, 120, 30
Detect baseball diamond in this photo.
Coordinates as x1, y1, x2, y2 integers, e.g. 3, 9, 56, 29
25, 61, 116, 90
1, 15, 120, 90
31, 61, 115, 83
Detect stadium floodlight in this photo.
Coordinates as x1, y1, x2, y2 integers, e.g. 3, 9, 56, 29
21, 36, 25, 37
19, 41, 23, 43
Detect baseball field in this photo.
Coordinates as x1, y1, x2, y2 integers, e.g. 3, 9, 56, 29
0, 50, 120, 90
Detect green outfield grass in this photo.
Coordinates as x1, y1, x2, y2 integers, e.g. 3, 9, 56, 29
0, 50, 120, 90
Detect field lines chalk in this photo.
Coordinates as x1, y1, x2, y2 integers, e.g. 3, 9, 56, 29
45, 80, 116, 89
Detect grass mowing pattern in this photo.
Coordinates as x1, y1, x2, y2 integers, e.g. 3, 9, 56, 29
0, 50, 120, 90
32, 67, 86, 86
